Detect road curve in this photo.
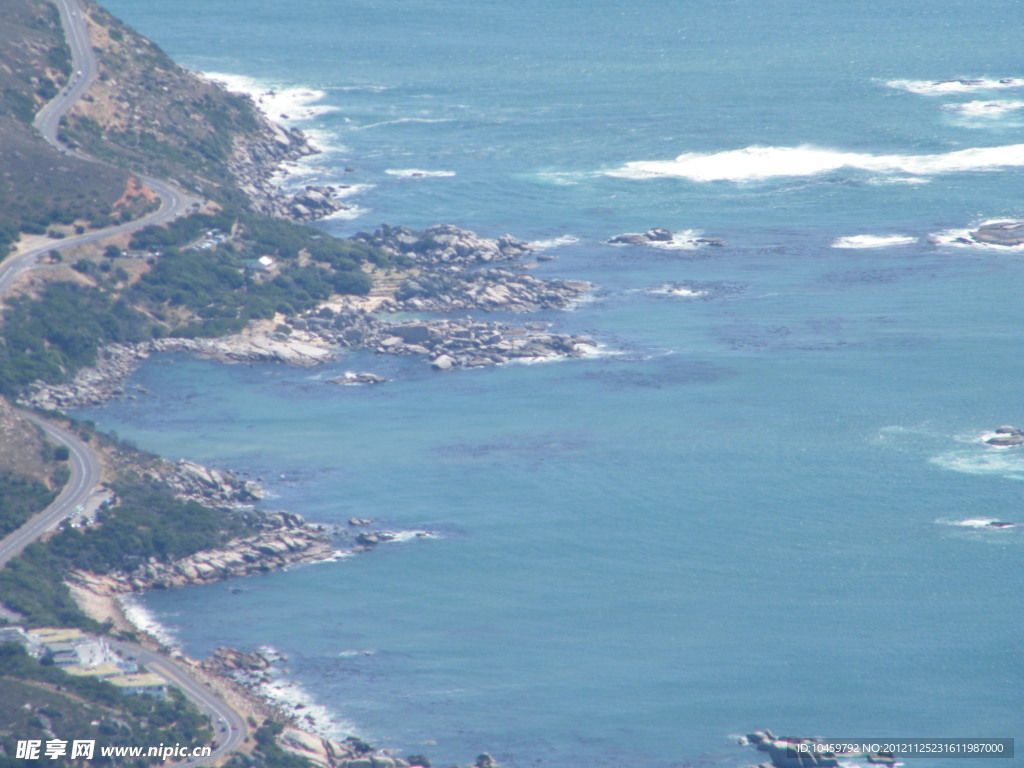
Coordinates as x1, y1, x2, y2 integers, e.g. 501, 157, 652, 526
0, 0, 199, 298
0, 415, 101, 571
111, 640, 249, 763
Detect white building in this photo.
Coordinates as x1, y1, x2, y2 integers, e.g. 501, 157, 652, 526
26, 628, 112, 668
109, 673, 169, 699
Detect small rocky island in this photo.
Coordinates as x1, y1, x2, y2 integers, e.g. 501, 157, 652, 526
741, 730, 896, 768
985, 425, 1024, 446
968, 221, 1024, 246
606, 227, 725, 247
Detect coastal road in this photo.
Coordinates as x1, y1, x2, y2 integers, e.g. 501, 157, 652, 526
111, 640, 249, 764
0, 1, 247, 762
0, 414, 101, 570
33, 0, 98, 150
0, 412, 249, 766
0, 0, 199, 298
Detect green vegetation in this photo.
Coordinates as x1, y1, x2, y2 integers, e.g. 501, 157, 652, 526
0, 206, 381, 396
0, 283, 155, 396
221, 720, 312, 768
0, 644, 212, 767
0, 473, 56, 539
0, 482, 253, 628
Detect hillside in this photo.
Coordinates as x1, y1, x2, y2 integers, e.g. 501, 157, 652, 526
64, 0, 323, 215
0, 0, 128, 253
0, 0, 384, 398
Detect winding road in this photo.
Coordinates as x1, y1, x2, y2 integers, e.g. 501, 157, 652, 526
0, 0, 248, 762
0, 416, 100, 571
0, 0, 199, 297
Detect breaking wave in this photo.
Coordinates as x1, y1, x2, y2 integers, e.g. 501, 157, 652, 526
885, 77, 1024, 95
201, 71, 338, 125
943, 100, 1024, 118
606, 144, 1024, 183
832, 234, 917, 249
384, 168, 456, 178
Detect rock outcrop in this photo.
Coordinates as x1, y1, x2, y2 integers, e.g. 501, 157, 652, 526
161, 458, 264, 507
327, 372, 388, 385
392, 269, 591, 313
351, 225, 591, 312
354, 224, 533, 267
201, 646, 275, 682
986, 425, 1024, 446
70, 518, 336, 593
606, 228, 725, 248
20, 333, 335, 411
315, 313, 599, 369
970, 221, 1024, 246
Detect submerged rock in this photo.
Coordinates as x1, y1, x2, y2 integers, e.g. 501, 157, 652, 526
327, 372, 387, 385
606, 227, 726, 248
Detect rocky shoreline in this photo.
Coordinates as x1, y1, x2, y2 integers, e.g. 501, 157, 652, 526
20, 226, 600, 411
64, 452, 446, 765
70, 515, 338, 594
229, 105, 354, 222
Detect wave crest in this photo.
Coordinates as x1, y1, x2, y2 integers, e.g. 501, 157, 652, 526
606, 144, 1024, 183
886, 77, 1024, 95
832, 234, 917, 249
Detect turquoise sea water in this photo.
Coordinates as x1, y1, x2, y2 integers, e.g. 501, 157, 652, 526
81, 1, 1023, 766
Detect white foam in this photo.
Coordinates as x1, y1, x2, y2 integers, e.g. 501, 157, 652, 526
506, 353, 565, 366
886, 77, 1024, 95
305, 549, 353, 565
117, 595, 180, 649
353, 117, 454, 131
330, 183, 375, 198
384, 169, 456, 178
533, 171, 583, 186
953, 519, 1005, 528
201, 72, 339, 126
322, 205, 369, 221
528, 235, 580, 250
867, 176, 931, 185
648, 283, 708, 298
943, 100, 1024, 118
394, 529, 434, 542
606, 143, 1024, 183
831, 234, 917, 249
929, 450, 1024, 480
606, 229, 706, 249
256, 669, 357, 740
337, 649, 376, 658
339, 85, 394, 93
650, 230, 706, 250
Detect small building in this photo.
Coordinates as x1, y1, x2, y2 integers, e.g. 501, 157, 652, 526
242, 255, 276, 272
109, 673, 169, 699
0, 626, 29, 646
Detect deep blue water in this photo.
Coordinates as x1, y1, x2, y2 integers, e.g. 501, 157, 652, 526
81, 1, 1023, 766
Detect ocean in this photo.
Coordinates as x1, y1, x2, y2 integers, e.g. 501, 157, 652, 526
79, 1, 1023, 766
